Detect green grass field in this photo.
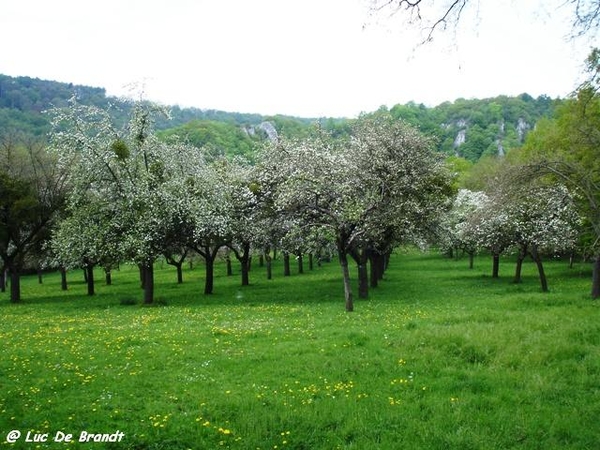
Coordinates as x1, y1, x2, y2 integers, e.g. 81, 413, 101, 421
1, 251, 599, 449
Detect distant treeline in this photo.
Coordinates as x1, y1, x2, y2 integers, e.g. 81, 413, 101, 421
0, 73, 560, 160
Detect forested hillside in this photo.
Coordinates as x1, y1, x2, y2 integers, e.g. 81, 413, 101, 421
387, 94, 557, 160
0, 73, 559, 159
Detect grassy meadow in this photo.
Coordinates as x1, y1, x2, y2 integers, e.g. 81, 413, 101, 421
1, 250, 599, 449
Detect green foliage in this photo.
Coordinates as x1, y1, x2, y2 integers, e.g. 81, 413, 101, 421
0, 252, 598, 449
0, 73, 559, 163
158, 120, 258, 160
521, 89, 600, 261
110, 139, 130, 160
445, 155, 473, 190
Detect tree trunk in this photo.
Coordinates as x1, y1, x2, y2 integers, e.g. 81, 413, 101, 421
233, 242, 251, 287
241, 259, 250, 286
176, 264, 183, 284
37, 268, 43, 284
297, 253, 304, 274
591, 255, 600, 299
204, 254, 215, 294
308, 253, 314, 271
266, 253, 272, 280
226, 255, 232, 276
10, 269, 21, 303
350, 248, 369, 299
60, 267, 68, 291
105, 268, 112, 286
0, 268, 5, 293
569, 252, 575, 269
240, 249, 250, 286
143, 262, 154, 304
514, 244, 527, 284
283, 252, 291, 276
357, 263, 369, 299
530, 245, 548, 292
492, 253, 500, 278
338, 250, 354, 312
468, 251, 474, 269
86, 264, 95, 296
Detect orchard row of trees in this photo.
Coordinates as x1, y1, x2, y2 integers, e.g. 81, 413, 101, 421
441, 185, 580, 292
39, 101, 452, 311
2, 52, 600, 306
439, 50, 600, 297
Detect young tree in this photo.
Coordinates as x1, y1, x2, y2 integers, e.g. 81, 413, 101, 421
220, 158, 261, 287
50, 198, 122, 296
258, 131, 359, 310
49, 99, 193, 304
183, 158, 232, 295
522, 65, 600, 297
463, 195, 513, 278
259, 115, 451, 311
349, 113, 453, 290
503, 184, 579, 291
0, 135, 66, 302
441, 189, 488, 268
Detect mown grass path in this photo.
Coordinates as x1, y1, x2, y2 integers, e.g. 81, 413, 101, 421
1, 251, 599, 449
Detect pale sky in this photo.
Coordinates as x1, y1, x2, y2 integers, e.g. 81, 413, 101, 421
0, 0, 595, 118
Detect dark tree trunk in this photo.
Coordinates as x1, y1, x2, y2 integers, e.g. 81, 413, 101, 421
283, 252, 291, 276
143, 262, 154, 304
165, 253, 187, 284
259, 254, 264, 267
569, 252, 575, 269
0, 268, 5, 293
60, 267, 68, 291
350, 247, 369, 299
468, 251, 475, 269
204, 254, 215, 294
231, 242, 251, 286
338, 250, 354, 312
226, 255, 232, 276
105, 268, 112, 286
10, 269, 21, 303
37, 268, 43, 284
591, 255, 600, 299
492, 253, 500, 278
241, 260, 250, 286
357, 263, 369, 299
514, 244, 527, 284
240, 244, 251, 286
370, 252, 386, 288
297, 253, 304, 274
370, 261, 378, 288
176, 264, 183, 284
308, 253, 314, 271
194, 244, 221, 295
266, 252, 272, 280
86, 264, 95, 296
530, 245, 548, 292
